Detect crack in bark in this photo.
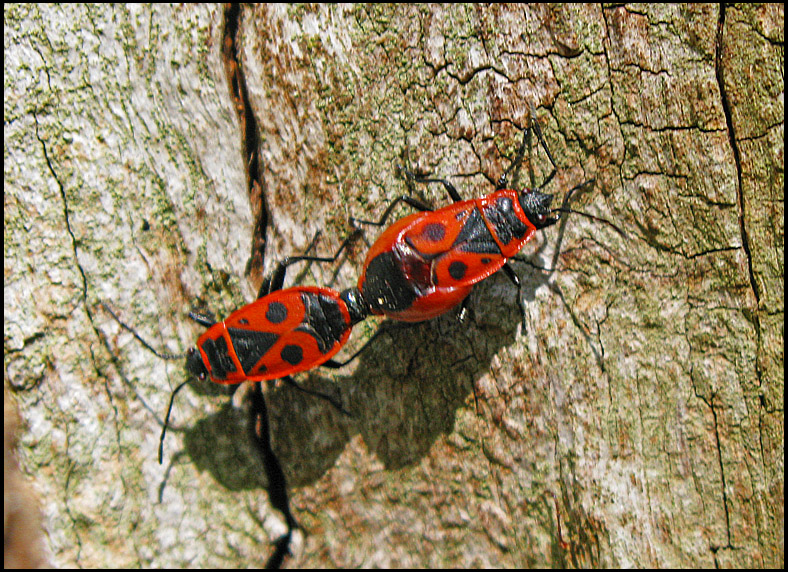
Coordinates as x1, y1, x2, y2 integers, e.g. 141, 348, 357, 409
690, 371, 734, 556
706, 394, 733, 554
714, 12, 769, 526
222, 3, 268, 285
33, 104, 111, 381
33, 112, 89, 308
34, 109, 146, 434
714, 5, 760, 306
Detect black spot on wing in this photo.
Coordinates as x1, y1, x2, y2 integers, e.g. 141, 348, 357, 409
266, 301, 288, 324
448, 260, 468, 280
280, 344, 304, 366
422, 222, 446, 242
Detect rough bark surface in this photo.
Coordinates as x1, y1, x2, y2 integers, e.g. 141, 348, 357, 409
4, 4, 783, 567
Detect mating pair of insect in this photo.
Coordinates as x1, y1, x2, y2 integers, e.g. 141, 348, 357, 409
181, 113, 586, 397
115, 107, 620, 464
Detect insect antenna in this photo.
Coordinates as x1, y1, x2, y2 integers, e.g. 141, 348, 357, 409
158, 379, 192, 464
101, 302, 186, 361
553, 179, 627, 238
552, 206, 627, 238
101, 302, 193, 463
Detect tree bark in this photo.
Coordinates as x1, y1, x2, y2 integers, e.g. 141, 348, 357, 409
4, 4, 782, 567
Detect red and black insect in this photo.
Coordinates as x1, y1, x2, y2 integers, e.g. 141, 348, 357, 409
185, 233, 368, 387
103, 234, 370, 459
163, 234, 370, 446
185, 285, 367, 386
355, 105, 622, 323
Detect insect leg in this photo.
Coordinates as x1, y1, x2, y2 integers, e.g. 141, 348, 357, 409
398, 163, 464, 203
350, 194, 433, 228
320, 327, 389, 369
260, 230, 362, 298
279, 375, 350, 416
497, 103, 558, 192
500, 263, 528, 326
528, 103, 558, 191
496, 123, 531, 191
